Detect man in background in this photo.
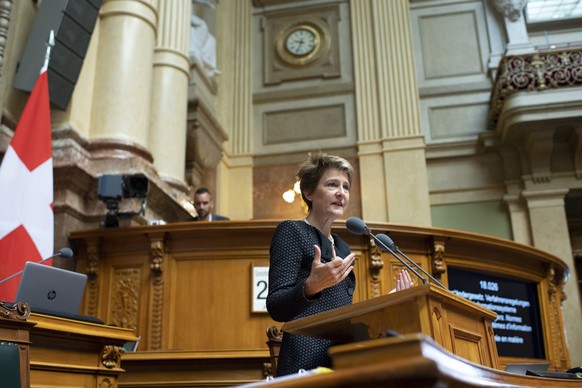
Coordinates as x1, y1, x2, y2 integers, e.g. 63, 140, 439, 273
190, 187, 229, 221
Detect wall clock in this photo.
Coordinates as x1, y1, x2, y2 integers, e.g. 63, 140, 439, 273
276, 23, 324, 66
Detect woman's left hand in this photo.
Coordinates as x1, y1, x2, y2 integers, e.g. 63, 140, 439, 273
388, 268, 415, 294
395, 268, 414, 291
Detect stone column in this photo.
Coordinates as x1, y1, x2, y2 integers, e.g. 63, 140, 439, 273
503, 192, 532, 245
215, 0, 253, 220
148, 0, 191, 192
91, 0, 157, 147
490, 0, 534, 54
351, 0, 431, 226
0, 0, 14, 112
523, 188, 582, 366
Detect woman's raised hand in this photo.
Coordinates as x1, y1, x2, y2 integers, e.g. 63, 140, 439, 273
304, 245, 355, 298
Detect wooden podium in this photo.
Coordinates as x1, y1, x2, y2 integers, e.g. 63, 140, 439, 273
282, 283, 500, 369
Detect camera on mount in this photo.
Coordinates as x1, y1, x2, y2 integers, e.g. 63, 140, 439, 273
97, 174, 149, 227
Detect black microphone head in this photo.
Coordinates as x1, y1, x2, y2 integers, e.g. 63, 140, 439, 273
376, 233, 396, 251
58, 247, 74, 258
346, 217, 370, 236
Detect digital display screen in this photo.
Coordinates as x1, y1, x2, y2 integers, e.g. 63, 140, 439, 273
447, 267, 545, 359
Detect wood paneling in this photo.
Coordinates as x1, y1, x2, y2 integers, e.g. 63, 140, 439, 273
69, 220, 571, 385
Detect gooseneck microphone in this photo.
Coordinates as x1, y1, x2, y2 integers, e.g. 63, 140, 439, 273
376, 233, 448, 290
0, 247, 74, 285
346, 217, 428, 285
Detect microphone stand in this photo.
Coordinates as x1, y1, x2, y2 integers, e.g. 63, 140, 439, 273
368, 233, 429, 285
0, 249, 72, 285
376, 233, 448, 290
346, 217, 444, 289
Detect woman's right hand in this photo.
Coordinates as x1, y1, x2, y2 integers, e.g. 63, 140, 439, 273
304, 245, 355, 298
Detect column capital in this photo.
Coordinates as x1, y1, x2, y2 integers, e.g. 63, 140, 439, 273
522, 188, 569, 208
490, 0, 528, 22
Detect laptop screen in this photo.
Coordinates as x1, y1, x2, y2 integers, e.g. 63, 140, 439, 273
15, 261, 87, 316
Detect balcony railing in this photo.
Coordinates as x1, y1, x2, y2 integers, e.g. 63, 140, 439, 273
489, 47, 582, 127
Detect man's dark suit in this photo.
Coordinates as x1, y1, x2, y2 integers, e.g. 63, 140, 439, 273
266, 220, 355, 376
189, 214, 230, 221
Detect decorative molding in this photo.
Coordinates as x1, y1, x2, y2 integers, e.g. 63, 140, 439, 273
490, 0, 527, 22
111, 268, 140, 331
545, 264, 569, 369
489, 48, 582, 126
186, 98, 228, 187
524, 130, 554, 183
98, 377, 114, 388
0, 300, 30, 320
431, 238, 447, 279
86, 239, 101, 317
0, 0, 13, 78
101, 345, 123, 369
149, 237, 165, 350
368, 237, 384, 298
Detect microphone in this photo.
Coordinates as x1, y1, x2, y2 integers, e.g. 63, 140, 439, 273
0, 247, 74, 285
346, 216, 370, 236
346, 217, 428, 285
376, 233, 448, 290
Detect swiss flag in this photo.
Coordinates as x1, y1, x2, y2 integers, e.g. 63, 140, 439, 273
0, 70, 53, 301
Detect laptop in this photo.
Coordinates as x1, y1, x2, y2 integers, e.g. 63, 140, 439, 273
15, 261, 102, 324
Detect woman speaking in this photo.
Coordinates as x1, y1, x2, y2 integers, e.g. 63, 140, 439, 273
266, 152, 413, 376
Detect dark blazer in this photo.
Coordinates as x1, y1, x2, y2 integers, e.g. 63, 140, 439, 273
189, 214, 230, 221
266, 220, 355, 376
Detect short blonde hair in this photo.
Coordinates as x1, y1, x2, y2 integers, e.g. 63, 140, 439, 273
296, 152, 354, 210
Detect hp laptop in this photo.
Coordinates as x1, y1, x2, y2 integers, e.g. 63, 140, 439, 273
15, 261, 102, 324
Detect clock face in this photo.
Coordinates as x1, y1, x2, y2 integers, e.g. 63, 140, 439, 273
285, 28, 318, 56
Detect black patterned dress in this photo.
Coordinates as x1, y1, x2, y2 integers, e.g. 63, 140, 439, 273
266, 220, 356, 376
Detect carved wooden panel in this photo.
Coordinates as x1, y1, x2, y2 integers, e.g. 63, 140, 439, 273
111, 268, 141, 331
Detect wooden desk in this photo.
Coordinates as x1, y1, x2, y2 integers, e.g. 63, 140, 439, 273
241, 334, 582, 387
0, 301, 34, 388
283, 283, 500, 368
28, 313, 138, 387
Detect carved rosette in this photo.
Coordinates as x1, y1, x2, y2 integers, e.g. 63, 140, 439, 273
368, 237, 384, 298
0, 300, 30, 320
149, 238, 165, 350
430, 238, 447, 280
98, 378, 113, 388
101, 345, 123, 369
86, 241, 101, 317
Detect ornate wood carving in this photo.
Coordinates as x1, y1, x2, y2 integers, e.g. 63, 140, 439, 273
98, 377, 114, 388
101, 345, 123, 369
86, 238, 101, 317
0, 300, 30, 320
265, 325, 283, 378
368, 237, 384, 298
111, 268, 140, 331
149, 237, 165, 350
430, 237, 447, 280
545, 264, 569, 368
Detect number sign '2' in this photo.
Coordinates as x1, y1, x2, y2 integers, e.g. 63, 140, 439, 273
252, 266, 269, 313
